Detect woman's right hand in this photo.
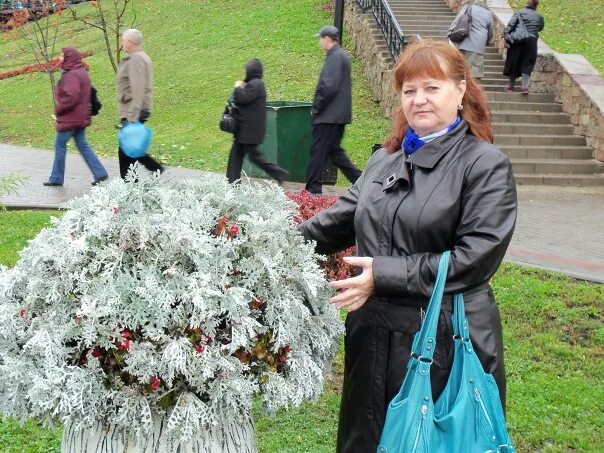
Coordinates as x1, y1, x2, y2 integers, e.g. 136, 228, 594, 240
329, 256, 375, 312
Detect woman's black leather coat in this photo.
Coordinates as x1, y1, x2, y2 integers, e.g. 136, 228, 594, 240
299, 122, 517, 453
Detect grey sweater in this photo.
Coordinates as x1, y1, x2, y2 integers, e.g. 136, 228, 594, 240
449, 4, 494, 56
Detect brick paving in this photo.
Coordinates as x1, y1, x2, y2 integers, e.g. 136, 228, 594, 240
1, 144, 603, 283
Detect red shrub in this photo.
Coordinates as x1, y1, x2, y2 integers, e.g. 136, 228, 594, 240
286, 190, 355, 281
0, 50, 92, 81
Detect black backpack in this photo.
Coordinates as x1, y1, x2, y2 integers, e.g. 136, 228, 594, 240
90, 85, 102, 116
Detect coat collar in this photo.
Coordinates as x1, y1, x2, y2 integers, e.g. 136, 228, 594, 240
406, 120, 468, 169
122, 49, 144, 61
326, 43, 341, 56
377, 120, 469, 191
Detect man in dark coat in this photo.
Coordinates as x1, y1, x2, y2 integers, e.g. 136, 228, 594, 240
305, 25, 361, 194
226, 58, 288, 184
43, 47, 108, 187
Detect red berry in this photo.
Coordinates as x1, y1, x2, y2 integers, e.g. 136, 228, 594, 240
18, 308, 26, 317
117, 338, 130, 351
91, 347, 103, 358
195, 343, 204, 354
150, 376, 161, 390
229, 225, 239, 237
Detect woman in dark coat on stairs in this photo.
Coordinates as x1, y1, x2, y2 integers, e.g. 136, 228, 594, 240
225, 58, 288, 184
299, 40, 517, 453
503, 0, 545, 94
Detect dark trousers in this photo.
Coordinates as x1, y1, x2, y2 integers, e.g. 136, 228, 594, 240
118, 149, 164, 179
305, 123, 361, 194
118, 114, 164, 179
226, 141, 287, 184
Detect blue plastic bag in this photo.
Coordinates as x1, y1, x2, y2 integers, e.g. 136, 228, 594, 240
119, 121, 153, 158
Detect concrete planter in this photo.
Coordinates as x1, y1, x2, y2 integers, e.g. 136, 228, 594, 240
61, 414, 257, 453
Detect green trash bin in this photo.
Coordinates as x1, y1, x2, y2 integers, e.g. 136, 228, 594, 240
242, 101, 337, 185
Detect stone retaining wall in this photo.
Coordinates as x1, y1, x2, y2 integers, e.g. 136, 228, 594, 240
343, 0, 399, 119
445, 0, 604, 161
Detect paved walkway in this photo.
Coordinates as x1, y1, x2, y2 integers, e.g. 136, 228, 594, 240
1, 144, 603, 283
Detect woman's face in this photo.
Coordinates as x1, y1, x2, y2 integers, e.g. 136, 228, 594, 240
401, 76, 466, 136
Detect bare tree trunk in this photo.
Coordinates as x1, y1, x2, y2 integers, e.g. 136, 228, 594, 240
17, 2, 62, 105
69, 0, 137, 72
96, 0, 117, 72
61, 414, 257, 453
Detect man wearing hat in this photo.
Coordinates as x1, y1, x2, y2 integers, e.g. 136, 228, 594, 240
305, 25, 361, 195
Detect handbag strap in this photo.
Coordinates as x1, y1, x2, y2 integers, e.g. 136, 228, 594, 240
409, 251, 450, 363
452, 293, 474, 353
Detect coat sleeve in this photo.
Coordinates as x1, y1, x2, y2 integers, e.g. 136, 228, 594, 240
126, 56, 148, 122
504, 13, 518, 34
55, 72, 81, 115
538, 15, 545, 32
372, 150, 517, 298
234, 80, 262, 106
298, 169, 366, 255
312, 52, 344, 115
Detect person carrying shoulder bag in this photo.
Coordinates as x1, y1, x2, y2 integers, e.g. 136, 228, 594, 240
503, 0, 545, 94
448, 0, 494, 80
225, 58, 288, 185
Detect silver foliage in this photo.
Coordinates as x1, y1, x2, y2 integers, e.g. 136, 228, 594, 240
0, 172, 343, 443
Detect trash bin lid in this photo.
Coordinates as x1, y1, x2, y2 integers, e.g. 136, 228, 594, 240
266, 101, 312, 110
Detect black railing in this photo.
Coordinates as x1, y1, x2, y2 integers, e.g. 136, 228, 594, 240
356, 0, 371, 11
355, 0, 406, 61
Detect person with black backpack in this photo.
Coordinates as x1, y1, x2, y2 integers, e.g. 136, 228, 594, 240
43, 47, 108, 187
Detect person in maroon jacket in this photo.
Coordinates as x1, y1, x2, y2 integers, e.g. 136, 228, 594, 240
43, 47, 108, 187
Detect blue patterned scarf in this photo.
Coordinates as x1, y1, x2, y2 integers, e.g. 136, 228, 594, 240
403, 117, 462, 155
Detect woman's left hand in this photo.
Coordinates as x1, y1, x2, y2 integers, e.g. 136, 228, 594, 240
329, 256, 374, 312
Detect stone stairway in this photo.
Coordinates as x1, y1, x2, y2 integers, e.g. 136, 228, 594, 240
382, 0, 604, 186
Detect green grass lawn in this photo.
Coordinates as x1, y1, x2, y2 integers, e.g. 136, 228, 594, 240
508, 0, 604, 75
0, 0, 388, 185
1, 210, 603, 452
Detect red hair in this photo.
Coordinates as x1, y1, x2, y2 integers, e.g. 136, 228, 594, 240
383, 40, 493, 153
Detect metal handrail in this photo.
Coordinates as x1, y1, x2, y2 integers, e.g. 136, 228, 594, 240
372, 0, 406, 60
355, 0, 406, 61
355, 0, 371, 12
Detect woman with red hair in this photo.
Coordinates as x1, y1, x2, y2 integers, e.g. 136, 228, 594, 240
300, 40, 517, 452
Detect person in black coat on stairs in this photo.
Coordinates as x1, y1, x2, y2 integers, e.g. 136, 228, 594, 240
503, 0, 544, 94
226, 59, 288, 184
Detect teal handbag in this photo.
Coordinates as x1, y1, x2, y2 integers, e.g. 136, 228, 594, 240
377, 252, 515, 453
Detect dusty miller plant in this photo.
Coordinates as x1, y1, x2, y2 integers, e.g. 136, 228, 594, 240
0, 171, 343, 442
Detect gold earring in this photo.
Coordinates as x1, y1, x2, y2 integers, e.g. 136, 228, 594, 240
458, 104, 464, 111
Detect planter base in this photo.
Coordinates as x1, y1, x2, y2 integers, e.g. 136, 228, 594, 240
61, 415, 257, 453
